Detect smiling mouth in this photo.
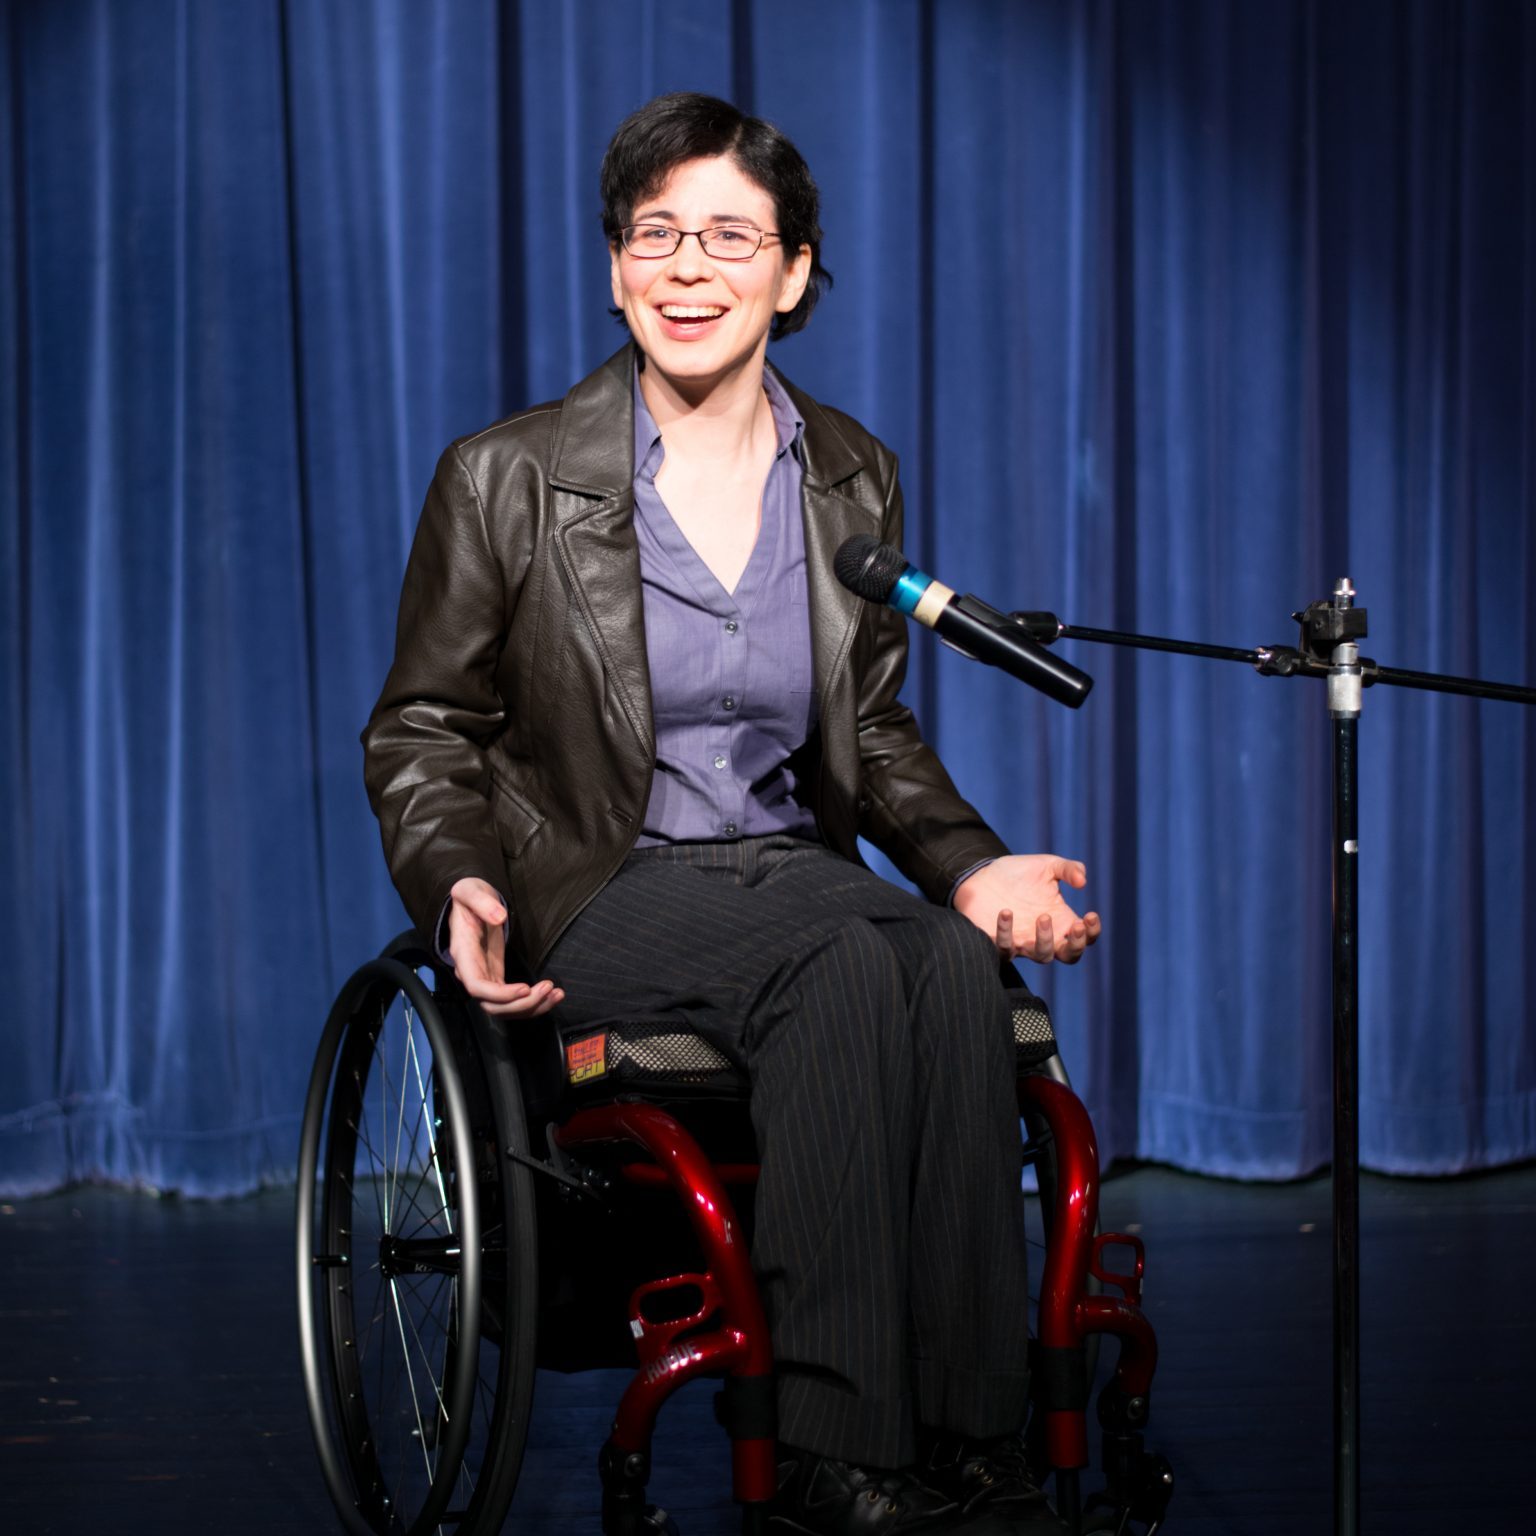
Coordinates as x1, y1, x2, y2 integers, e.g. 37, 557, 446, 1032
660, 304, 726, 319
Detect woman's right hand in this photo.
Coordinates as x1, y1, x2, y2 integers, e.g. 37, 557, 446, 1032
447, 877, 565, 1018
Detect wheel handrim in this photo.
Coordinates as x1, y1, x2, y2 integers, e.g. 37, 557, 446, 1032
301, 960, 482, 1536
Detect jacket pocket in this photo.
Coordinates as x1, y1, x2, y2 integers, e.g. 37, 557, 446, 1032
488, 772, 545, 859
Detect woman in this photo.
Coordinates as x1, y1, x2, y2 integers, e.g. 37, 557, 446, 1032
364, 93, 1097, 1536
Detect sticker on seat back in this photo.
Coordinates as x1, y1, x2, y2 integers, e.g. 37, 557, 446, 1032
566, 1031, 608, 1084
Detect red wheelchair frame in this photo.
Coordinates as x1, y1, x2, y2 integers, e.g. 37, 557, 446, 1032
297, 935, 1172, 1536
556, 1086, 1170, 1536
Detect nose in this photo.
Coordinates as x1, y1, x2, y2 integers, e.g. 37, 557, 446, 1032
665, 232, 711, 281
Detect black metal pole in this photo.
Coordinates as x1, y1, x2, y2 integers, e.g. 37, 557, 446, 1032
1328, 632, 1362, 1536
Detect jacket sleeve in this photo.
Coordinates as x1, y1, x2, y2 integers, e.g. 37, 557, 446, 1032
851, 452, 1011, 902
361, 443, 514, 941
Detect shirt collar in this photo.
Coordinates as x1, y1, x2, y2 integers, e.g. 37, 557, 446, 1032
763, 363, 807, 463
632, 359, 806, 483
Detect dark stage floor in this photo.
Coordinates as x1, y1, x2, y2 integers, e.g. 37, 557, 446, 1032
2, 1163, 1531, 1535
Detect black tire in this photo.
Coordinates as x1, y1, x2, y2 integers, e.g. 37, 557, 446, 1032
297, 940, 538, 1536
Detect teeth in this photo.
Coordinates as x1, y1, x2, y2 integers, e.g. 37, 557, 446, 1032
661, 305, 725, 319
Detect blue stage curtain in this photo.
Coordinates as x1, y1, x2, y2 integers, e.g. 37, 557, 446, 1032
2, 0, 1532, 1194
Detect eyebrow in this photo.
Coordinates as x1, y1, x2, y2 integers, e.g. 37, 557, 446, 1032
632, 208, 764, 229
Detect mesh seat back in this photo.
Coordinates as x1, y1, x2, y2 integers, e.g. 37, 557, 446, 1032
1010, 994, 1060, 1072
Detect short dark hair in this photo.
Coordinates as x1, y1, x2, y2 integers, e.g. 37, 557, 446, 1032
600, 92, 832, 340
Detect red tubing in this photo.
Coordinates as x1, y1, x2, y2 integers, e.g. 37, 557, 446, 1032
555, 1102, 776, 1502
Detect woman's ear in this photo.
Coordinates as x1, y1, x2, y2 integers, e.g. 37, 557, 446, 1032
775, 243, 813, 315
609, 243, 624, 309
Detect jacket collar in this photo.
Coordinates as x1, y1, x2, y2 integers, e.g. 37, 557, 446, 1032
550, 342, 865, 499
549, 344, 635, 498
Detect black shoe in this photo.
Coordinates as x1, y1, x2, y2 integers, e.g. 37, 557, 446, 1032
915, 1429, 1064, 1530
768, 1445, 966, 1534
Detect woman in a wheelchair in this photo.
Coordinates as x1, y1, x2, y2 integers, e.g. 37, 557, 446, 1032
360, 93, 1099, 1536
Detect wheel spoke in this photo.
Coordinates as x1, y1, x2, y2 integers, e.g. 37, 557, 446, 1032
397, 1276, 453, 1433
388, 1151, 450, 1242
388, 1277, 438, 1491
405, 1007, 454, 1233
392, 1003, 422, 1233
349, 1090, 391, 1239
386, 1020, 406, 1230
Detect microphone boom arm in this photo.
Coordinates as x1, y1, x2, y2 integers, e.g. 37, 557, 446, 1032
1010, 610, 1536, 704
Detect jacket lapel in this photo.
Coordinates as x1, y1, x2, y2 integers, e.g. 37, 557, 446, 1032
550, 347, 655, 758
781, 371, 882, 712
800, 479, 870, 711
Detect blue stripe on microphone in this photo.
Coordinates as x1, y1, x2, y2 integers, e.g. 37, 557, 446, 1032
890, 567, 931, 616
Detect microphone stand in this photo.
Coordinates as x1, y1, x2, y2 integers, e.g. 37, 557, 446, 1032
1012, 579, 1536, 1536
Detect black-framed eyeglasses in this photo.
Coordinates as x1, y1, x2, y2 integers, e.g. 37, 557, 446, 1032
620, 223, 782, 260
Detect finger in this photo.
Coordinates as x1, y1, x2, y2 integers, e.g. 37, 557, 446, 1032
458, 885, 508, 927
478, 993, 541, 1016
994, 908, 1015, 956
526, 986, 566, 1018
452, 939, 498, 987
481, 981, 564, 1019
449, 911, 497, 961
483, 920, 507, 978
1083, 911, 1103, 942
1056, 919, 1089, 963
463, 975, 532, 1003
449, 939, 486, 983
1044, 856, 1086, 889
1033, 912, 1055, 963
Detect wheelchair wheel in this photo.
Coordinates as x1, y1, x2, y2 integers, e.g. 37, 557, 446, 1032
296, 939, 537, 1536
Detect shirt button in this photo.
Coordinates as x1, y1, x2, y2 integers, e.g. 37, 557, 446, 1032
724, 619, 739, 634
722, 696, 737, 710
712, 754, 728, 770
723, 821, 739, 837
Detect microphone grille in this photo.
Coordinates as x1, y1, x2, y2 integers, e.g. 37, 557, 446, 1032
834, 534, 908, 603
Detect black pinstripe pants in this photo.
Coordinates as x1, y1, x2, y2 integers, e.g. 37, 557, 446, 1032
543, 835, 1032, 1469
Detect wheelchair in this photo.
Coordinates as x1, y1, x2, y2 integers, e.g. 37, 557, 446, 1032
295, 930, 1172, 1536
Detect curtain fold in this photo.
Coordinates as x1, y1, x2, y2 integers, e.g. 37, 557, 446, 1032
3, 0, 1532, 1194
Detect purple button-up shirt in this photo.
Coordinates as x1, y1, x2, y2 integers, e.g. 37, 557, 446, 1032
632, 365, 820, 845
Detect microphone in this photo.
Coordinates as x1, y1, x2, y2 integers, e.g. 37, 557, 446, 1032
833, 534, 1093, 708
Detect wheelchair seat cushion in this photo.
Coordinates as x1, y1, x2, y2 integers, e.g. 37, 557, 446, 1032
557, 996, 1059, 1096
561, 1017, 747, 1096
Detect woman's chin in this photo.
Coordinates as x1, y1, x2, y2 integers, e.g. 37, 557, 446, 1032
639, 330, 762, 388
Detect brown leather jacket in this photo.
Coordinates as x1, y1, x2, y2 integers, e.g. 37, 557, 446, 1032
362, 344, 1008, 969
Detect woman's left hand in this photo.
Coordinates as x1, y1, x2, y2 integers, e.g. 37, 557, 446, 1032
953, 854, 1102, 964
